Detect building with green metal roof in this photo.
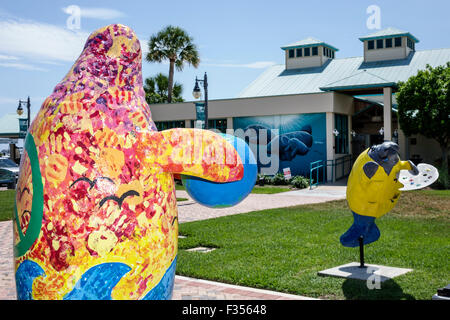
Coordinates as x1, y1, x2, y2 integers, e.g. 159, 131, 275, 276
149, 27, 449, 179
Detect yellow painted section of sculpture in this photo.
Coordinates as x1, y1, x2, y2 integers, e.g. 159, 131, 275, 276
346, 148, 413, 218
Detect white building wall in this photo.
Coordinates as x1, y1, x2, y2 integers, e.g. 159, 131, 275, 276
286, 55, 322, 69
150, 92, 335, 122
285, 45, 330, 70
325, 112, 335, 181
363, 36, 408, 62
333, 92, 354, 114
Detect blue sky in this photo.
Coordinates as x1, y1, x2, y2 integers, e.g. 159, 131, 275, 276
0, 0, 449, 119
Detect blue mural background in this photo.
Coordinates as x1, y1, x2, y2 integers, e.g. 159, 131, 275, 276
233, 113, 327, 177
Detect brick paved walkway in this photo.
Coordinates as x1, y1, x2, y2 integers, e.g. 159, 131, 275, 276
172, 276, 315, 300
0, 186, 345, 300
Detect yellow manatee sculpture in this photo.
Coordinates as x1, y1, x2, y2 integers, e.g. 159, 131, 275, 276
340, 141, 418, 247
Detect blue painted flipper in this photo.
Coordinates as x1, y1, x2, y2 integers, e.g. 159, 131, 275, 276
63, 263, 131, 300
142, 256, 177, 300
339, 212, 381, 247
16, 260, 46, 300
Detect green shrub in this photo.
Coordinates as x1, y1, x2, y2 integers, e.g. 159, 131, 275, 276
256, 173, 269, 186
433, 165, 450, 190
290, 175, 309, 189
270, 173, 289, 185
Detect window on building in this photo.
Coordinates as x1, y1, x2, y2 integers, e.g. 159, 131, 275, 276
190, 119, 228, 133
395, 37, 402, 47
334, 114, 348, 154
368, 40, 374, 50
296, 48, 302, 57
331, 51, 335, 59
323, 47, 327, 56
312, 47, 318, 56
304, 47, 310, 56
288, 49, 294, 58
155, 120, 185, 131
386, 38, 392, 48
407, 38, 415, 50
376, 39, 384, 49
209, 119, 228, 133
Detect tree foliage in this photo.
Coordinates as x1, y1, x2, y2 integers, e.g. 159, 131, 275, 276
146, 25, 199, 103
144, 73, 183, 104
397, 62, 450, 167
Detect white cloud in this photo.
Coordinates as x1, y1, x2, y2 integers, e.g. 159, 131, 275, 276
203, 61, 276, 69
0, 62, 47, 71
0, 53, 49, 71
0, 54, 19, 60
0, 19, 89, 62
62, 6, 126, 20
0, 97, 18, 104
139, 38, 149, 57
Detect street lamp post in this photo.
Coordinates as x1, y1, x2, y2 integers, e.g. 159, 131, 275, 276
17, 96, 31, 129
192, 72, 208, 129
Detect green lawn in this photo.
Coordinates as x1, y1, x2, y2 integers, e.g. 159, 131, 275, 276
176, 183, 294, 194
251, 185, 293, 194
0, 189, 15, 221
2, 186, 448, 299
177, 190, 450, 300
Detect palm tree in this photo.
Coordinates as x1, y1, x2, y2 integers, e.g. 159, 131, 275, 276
144, 73, 184, 104
146, 25, 200, 103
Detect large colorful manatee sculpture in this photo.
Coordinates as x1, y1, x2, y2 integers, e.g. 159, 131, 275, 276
13, 24, 256, 300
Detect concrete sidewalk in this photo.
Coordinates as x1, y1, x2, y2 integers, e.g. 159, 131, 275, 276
177, 184, 345, 223
0, 184, 345, 300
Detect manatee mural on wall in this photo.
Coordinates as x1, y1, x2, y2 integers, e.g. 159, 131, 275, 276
233, 113, 327, 177
13, 24, 255, 300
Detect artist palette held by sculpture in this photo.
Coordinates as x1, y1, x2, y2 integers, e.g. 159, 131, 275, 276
398, 163, 438, 191
13, 24, 256, 300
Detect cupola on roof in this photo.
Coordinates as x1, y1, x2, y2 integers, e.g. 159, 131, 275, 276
359, 27, 419, 63
282, 37, 339, 70
359, 27, 419, 43
281, 37, 339, 51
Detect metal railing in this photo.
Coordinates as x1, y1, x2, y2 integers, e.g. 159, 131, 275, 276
329, 154, 353, 181
309, 160, 326, 189
309, 154, 353, 189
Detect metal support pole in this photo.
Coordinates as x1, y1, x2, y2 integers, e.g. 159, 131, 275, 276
359, 236, 366, 268
203, 73, 208, 129
27, 96, 31, 129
